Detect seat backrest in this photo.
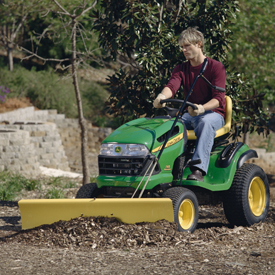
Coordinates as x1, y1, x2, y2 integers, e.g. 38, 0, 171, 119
187, 95, 232, 140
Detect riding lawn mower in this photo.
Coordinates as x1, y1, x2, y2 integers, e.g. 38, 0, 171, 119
19, 59, 270, 233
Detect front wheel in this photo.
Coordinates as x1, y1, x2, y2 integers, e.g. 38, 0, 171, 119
223, 163, 270, 226
75, 182, 98, 198
163, 187, 199, 233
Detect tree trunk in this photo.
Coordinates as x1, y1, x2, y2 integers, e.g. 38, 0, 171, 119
243, 132, 248, 145
7, 46, 13, 72
71, 19, 90, 185
3, 24, 14, 72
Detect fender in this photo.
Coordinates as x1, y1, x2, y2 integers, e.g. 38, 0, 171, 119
218, 142, 244, 168
237, 149, 258, 169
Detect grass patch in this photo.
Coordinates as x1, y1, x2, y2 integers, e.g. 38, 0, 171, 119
45, 188, 65, 199
64, 181, 77, 189
45, 177, 77, 189
0, 172, 41, 200
90, 176, 97, 183
0, 187, 15, 201
0, 171, 79, 201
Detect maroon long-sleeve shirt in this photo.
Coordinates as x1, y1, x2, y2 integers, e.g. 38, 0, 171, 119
165, 57, 226, 118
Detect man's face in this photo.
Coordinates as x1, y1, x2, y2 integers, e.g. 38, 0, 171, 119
181, 42, 201, 60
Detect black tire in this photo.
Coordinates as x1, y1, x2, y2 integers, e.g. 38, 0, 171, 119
223, 163, 270, 226
75, 183, 98, 198
163, 187, 199, 233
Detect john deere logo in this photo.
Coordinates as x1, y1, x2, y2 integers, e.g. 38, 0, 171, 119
115, 146, 121, 153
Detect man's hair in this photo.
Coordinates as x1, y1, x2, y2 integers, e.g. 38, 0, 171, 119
178, 27, 204, 51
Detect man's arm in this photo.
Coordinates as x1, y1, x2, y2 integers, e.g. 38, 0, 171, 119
153, 87, 173, 108
160, 87, 173, 99
153, 64, 183, 108
188, 59, 226, 116
188, 95, 220, 117
202, 98, 219, 111
157, 88, 220, 111
209, 60, 226, 110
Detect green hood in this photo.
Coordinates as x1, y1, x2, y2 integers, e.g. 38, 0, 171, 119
103, 117, 176, 152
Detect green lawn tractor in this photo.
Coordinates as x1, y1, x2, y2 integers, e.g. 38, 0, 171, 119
75, 58, 270, 233
19, 59, 269, 232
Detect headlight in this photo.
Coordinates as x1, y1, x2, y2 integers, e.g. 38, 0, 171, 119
100, 143, 149, 157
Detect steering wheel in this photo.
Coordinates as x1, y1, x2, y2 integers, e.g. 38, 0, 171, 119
159, 99, 197, 118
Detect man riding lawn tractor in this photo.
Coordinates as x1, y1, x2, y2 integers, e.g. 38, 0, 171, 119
154, 27, 226, 183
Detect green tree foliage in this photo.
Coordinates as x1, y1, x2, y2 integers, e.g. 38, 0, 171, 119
0, 0, 104, 69
93, 0, 271, 136
0, 0, 41, 71
22, 0, 104, 66
228, 0, 275, 105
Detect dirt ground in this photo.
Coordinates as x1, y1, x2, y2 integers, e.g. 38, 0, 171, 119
0, 97, 34, 113
0, 200, 275, 275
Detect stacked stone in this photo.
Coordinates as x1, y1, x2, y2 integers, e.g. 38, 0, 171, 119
0, 108, 59, 124
10, 122, 70, 171
53, 118, 112, 174
248, 148, 275, 174
0, 106, 113, 176
88, 127, 113, 152
0, 129, 40, 177
0, 107, 36, 124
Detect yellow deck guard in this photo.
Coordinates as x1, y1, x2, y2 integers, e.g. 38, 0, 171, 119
19, 198, 174, 230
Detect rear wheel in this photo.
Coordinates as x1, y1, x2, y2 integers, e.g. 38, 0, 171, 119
75, 183, 98, 198
223, 163, 270, 226
163, 187, 199, 233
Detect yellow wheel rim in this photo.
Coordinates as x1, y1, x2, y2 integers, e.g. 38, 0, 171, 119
248, 177, 266, 217
178, 199, 195, 230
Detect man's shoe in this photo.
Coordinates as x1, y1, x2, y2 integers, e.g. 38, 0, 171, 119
187, 169, 204, 182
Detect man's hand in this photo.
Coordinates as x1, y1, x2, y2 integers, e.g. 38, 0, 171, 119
153, 93, 166, 108
188, 104, 205, 117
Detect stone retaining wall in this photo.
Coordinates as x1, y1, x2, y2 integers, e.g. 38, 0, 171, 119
0, 107, 51, 123
0, 129, 40, 177
2, 122, 70, 172
0, 107, 112, 176
52, 118, 112, 174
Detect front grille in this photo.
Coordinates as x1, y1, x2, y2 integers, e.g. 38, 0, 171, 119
98, 155, 160, 176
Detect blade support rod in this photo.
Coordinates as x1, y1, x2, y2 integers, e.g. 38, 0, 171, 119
131, 159, 154, 198
139, 159, 158, 198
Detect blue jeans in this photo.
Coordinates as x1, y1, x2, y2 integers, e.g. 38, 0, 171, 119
181, 111, 225, 175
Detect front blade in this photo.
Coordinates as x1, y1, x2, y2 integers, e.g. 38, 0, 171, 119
19, 198, 174, 230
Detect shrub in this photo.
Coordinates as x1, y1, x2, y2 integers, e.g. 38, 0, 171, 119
0, 66, 109, 125
0, 86, 10, 103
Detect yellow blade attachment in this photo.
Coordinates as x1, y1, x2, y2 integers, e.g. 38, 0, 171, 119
19, 198, 174, 230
